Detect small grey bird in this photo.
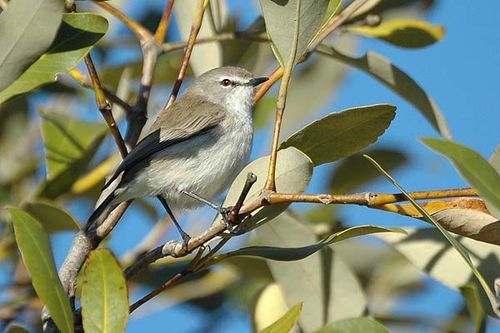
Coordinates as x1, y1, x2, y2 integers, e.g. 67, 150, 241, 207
86, 66, 268, 245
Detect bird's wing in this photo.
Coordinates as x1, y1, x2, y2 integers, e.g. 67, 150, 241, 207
103, 97, 226, 190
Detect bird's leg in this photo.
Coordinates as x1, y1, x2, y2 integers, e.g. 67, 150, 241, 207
157, 196, 191, 250
180, 190, 236, 233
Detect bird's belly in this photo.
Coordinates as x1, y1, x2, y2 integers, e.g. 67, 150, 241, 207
126, 123, 252, 210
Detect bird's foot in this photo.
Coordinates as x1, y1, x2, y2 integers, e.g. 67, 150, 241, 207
179, 229, 191, 252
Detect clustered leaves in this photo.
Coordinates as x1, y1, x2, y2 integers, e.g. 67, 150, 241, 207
0, 0, 499, 332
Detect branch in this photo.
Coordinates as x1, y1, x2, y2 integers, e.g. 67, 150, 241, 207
123, 185, 489, 312
68, 69, 132, 113
154, 0, 176, 44
162, 0, 209, 110
84, 54, 128, 158
124, 172, 258, 280
94, 1, 151, 42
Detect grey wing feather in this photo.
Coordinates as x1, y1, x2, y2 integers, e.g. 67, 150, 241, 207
103, 97, 225, 190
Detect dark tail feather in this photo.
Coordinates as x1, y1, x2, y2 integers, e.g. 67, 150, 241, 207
84, 192, 118, 233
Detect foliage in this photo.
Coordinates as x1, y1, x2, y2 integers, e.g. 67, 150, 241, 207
0, 0, 498, 332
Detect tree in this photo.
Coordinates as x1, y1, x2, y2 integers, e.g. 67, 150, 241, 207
0, 0, 499, 332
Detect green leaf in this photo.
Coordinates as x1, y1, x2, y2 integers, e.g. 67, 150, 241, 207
490, 145, 500, 174
365, 155, 500, 317
421, 138, 500, 219
256, 213, 367, 331
253, 283, 290, 332
330, 148, 408, 193
460, 283, 486, 333
348, 19, 445, 48
0, 0, 63, 91
22, 199, 80, 233
377, 227, 500, 317
320, 0, 343, 30
0, 13, 108, 104
223, 147, 313, 228
213, 225, 405, 262
280, 104, 396, 166
4, 322, 30, 333
81, 249, 128, 333
318, 46, 451, 138
7, 207, 73, 333
259, 0, 329, 67
315, 317, 390, 333
37, 110, 107, 199
260, 302, 303, 333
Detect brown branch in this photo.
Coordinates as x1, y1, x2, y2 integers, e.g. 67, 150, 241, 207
124, 173, 258, 280
68, 69, 132, 113
155, 0, 176, 44
94, 1, 151, 42
84, 55, 128, 158
129, 271, 187, 313
162, 0, 208, 111
122, 186, 486, 312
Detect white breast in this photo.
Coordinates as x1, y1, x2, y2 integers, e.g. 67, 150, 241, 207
119, 96, 254, 211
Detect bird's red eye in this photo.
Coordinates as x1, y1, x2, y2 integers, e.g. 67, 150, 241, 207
220, 79, 232, 87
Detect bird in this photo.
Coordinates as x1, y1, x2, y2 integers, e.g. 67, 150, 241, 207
85, 66, 269, 247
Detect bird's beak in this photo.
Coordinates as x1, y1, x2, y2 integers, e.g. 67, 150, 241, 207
247, 77, 269, 87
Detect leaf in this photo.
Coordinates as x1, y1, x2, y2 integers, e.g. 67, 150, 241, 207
431, 208, 499, 246
377, 228, 500, 317
7, 207, 73, 333
22, 199, 80, 233
490, 145, 500, 174
318, 45, 451, 138
280, 104, 396, 166
422, 138, 500, 219
253, 283, 290, 332
0, 13, 108, 104
330, 148, 408, 193
348, 19, 445, 48
212, 225, 405, 262
255, 213, 367, 332
0, 0, 63, 91
320, 0, 343, 30
223, 147, 313, 228
260, 302, 303, 333
4, 322, 30, 333
81, 249, 128, 333
37, 110, 107, 199
259, 0, 329, 67
460, 283, 486, 333
173, 0, 226, 75
365, 155, 500, 317
315, 317, 390, 333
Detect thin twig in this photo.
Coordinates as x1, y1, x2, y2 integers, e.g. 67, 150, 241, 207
228, 172, 258, 223
155, 0, 176, 44
264, 2, 300, 191
68, 69, 132, 113
84, 55, 128, 158
125, 173, 258, 280
94, 1, 151, 42
162, 0, 209, 111
123, 186, 484, 311
129, 271, 187, 313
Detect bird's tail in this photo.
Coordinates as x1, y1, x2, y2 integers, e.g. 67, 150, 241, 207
84, 192, 118, 233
